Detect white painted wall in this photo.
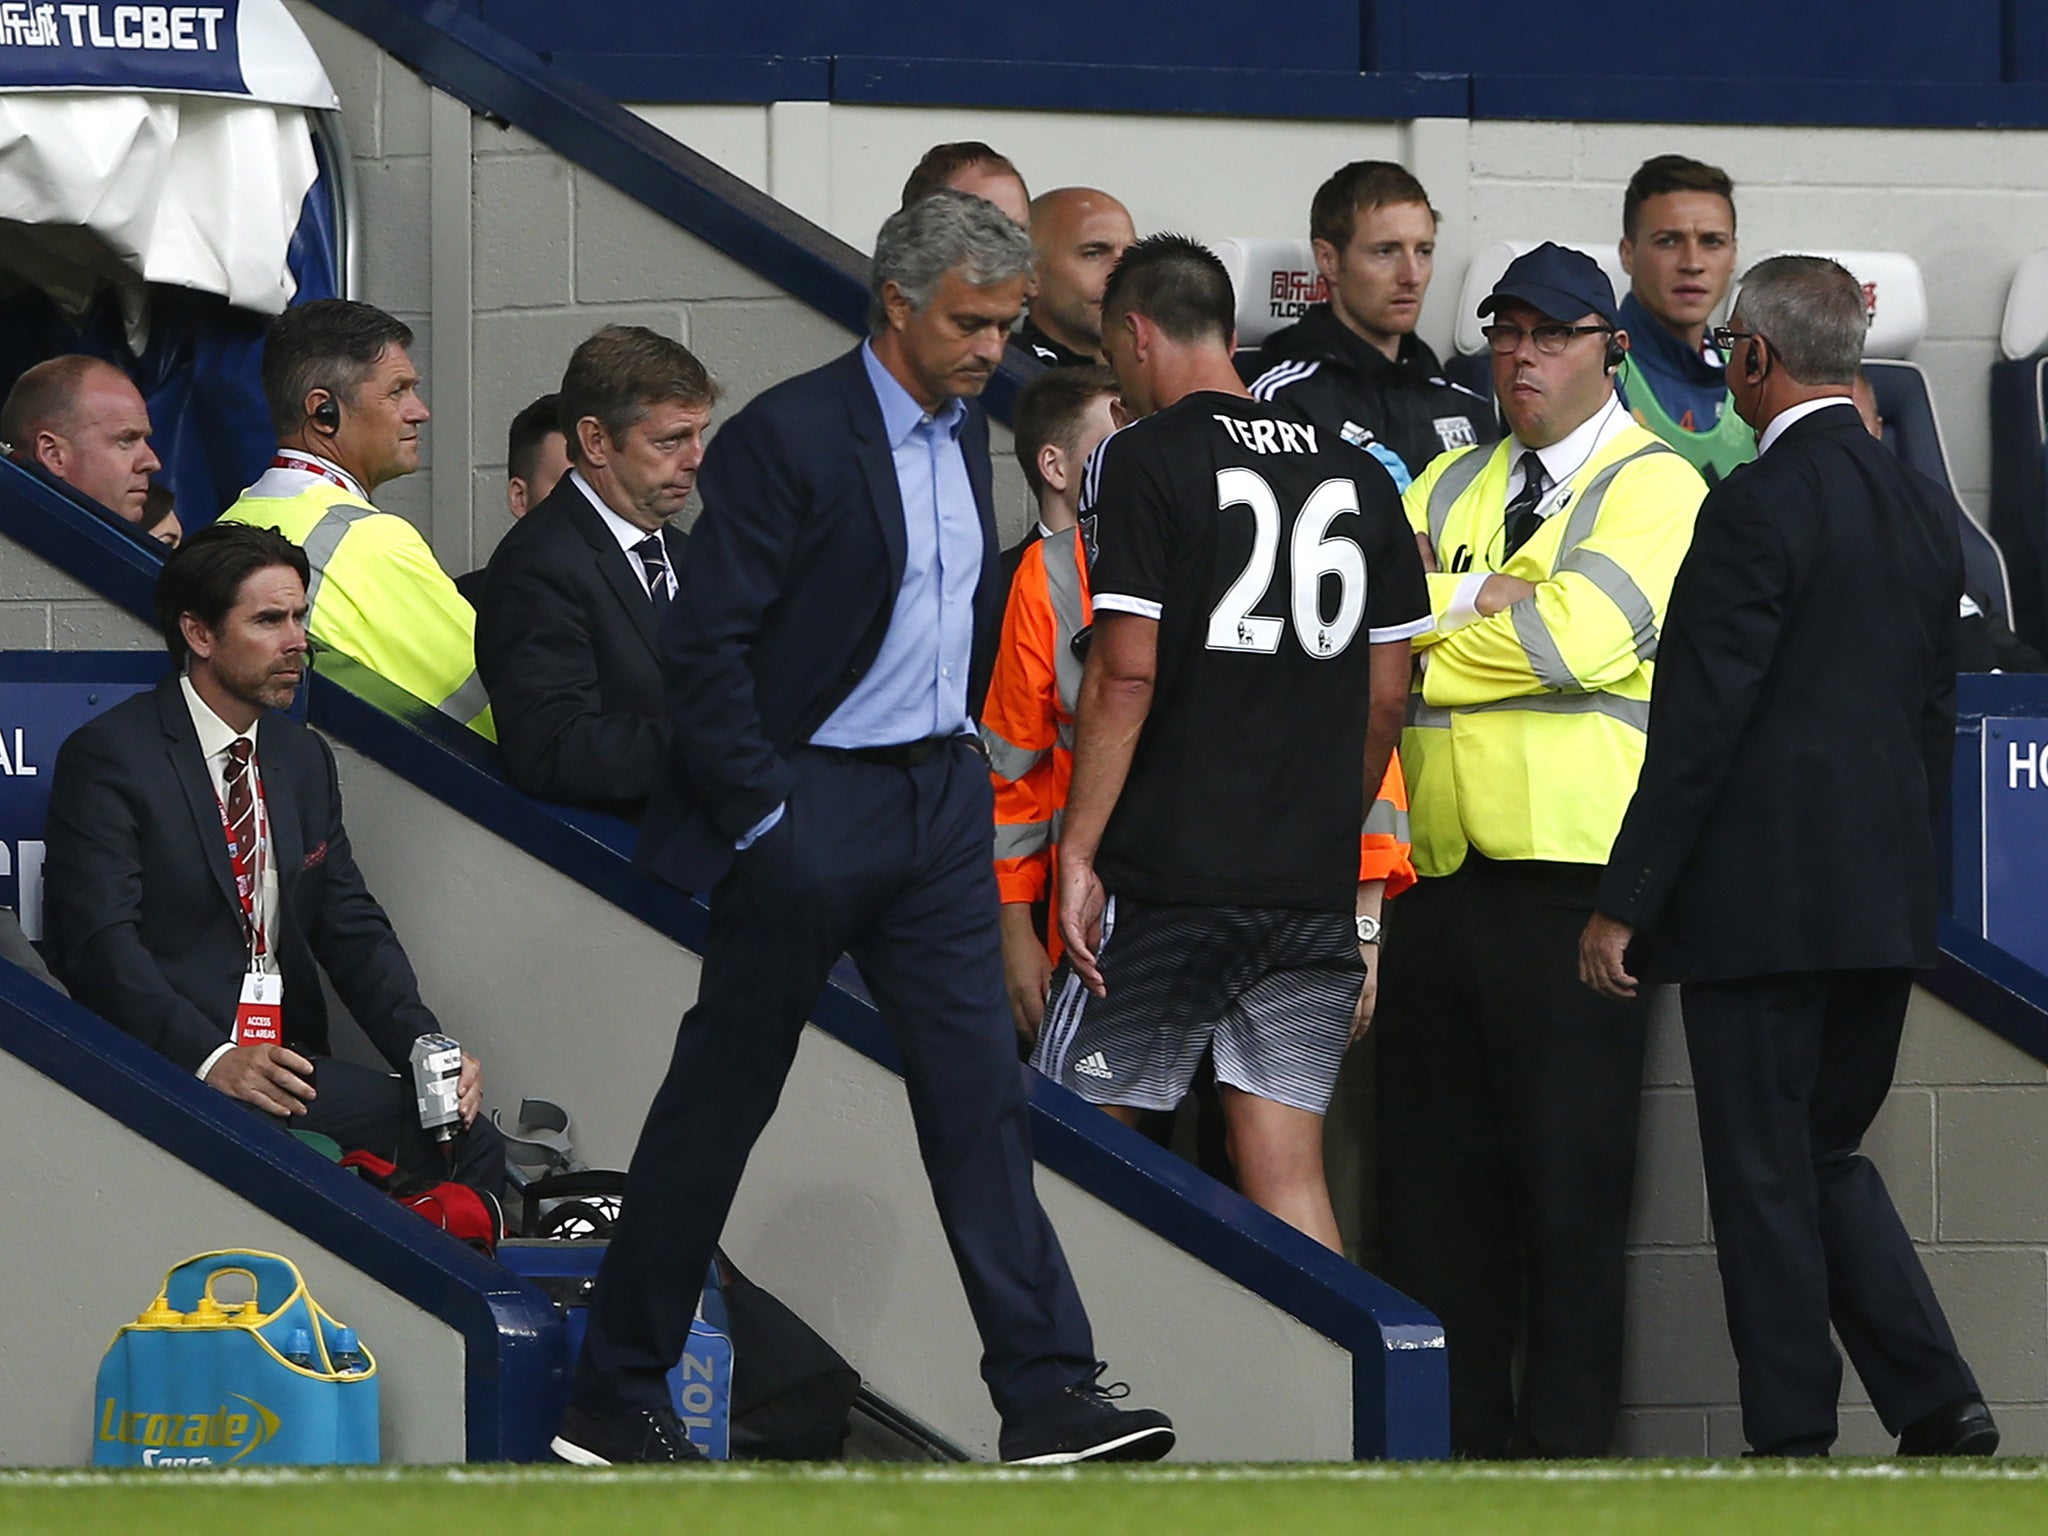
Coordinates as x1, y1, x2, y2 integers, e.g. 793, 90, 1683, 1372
630, 103, 2048, 523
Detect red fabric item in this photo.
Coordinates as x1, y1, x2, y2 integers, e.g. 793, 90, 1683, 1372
340, 1149, 501, 1254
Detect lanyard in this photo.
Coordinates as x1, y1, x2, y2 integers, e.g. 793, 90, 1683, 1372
271, 450, 365, 500
214, 767, 269, 964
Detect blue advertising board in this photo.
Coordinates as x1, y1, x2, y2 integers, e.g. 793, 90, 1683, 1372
1980, 715, 2048, 976
0, 653, 167, 937
0, 0, 244, 94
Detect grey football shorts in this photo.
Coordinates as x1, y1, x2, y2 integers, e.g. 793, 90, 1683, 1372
1031, 894, 1364, 1115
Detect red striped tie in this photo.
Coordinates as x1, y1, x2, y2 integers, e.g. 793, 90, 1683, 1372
223, 739, 256, 909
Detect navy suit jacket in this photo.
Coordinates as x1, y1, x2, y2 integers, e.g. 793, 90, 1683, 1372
1598, 403, 1961, 982
43, 675, 440, 1074
476, 475, 683, 819
639, 344, 1004, 893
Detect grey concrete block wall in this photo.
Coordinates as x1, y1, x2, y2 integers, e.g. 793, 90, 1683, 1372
0, 540, 154, 651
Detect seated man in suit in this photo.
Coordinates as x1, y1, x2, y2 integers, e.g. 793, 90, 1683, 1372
43, 522, 503, 1196
458, 393, 572, 605
476, 328, 713, 818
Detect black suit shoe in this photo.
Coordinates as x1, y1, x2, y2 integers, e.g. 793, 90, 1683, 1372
1897, 1397, 2000, 1457
1000, 1365, 1175, 1465
552, 1402, 708, 1465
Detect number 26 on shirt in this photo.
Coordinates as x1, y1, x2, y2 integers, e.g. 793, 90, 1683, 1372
1206, 467, 1366, 658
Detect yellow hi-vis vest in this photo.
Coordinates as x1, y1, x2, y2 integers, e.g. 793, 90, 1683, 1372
1402, 422, 1704, 876
219, 482, 495, 740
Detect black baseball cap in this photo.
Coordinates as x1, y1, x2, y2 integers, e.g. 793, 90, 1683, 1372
1477, 242, 1619, 327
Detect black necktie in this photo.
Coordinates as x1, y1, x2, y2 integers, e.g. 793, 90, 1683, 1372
1503, 451, 1551, 558
633, 534, 672, 621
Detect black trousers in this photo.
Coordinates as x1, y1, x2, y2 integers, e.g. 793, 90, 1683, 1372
1682, 968, 1978, 1454
573, 743, 1097, 1418
263, 1055, 505, 1196
1376, 856, 1649, 1457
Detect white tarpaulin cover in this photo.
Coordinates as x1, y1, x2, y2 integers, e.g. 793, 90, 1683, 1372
0, 0, 339, 340
0, 91, 319, 331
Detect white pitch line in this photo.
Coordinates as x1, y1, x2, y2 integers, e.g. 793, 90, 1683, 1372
3, 1462, 2045, 1490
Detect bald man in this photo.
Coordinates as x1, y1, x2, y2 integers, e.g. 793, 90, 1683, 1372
1017, 188, 1136, 368
1, 355, 161, 524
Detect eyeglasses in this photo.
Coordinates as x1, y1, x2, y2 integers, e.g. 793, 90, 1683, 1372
1480, 323, 1615, 355
1710, 326, 1762, 352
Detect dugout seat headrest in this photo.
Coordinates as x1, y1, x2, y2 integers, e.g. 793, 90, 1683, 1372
2001, 249, 2048, 361
1215, 238, 1324, 349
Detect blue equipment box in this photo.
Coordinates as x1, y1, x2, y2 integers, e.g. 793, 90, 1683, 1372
497, 1240, 732, 1459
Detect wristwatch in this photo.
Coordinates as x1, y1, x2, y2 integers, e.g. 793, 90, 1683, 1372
1354, 914, 1382, 946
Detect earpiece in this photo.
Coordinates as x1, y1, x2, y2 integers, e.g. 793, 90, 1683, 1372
312, 395, 341, 433
1745, 341, 1764, 380
1605, 335, 1626, 372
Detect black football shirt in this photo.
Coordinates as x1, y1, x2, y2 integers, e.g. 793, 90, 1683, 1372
1083, 389, 1431, 911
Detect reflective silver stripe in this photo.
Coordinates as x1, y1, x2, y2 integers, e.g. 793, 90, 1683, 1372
1056, 720, 1075, 752
1405, 693, 1451, 729
1363, 800, 1411, 840
994, 818, 1054, 861
981, 726, 1045, 783
299, 501, 378, 610
1426, 446, 1492, 550
437, 669, 491, 725
1562, 547, 1660, 661
1050, 806, 1065, 843
1552, 441, 1675, 563
1511, 598, 1579, 690
1460, 691, 1650, 731
1042, 527, 1087, 713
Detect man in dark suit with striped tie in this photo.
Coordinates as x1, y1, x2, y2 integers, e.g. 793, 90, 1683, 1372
43, 522, 503, 1195
476, 327, 712, 820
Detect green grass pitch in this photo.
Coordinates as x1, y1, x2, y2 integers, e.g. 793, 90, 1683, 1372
2, 1462, 2045, 1536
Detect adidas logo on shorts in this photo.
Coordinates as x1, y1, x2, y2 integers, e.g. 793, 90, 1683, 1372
1074, 1050, 1115, 1081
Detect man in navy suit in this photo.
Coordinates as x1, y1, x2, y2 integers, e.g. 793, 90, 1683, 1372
1583, 256, 1992, 1457
554, 192, 1173, 1467
43, 522, 503, 1195
477, 328, 711, 818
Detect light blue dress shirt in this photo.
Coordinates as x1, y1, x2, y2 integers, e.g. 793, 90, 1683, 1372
811, 341, 981, 749
735, 342, 984, 850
